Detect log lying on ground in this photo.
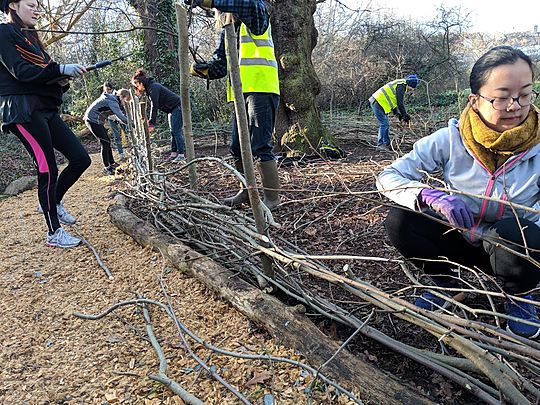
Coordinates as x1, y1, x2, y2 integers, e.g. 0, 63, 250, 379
108, 197, 435, 405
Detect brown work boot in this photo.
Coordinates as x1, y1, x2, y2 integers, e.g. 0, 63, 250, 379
223, 159, 250, 206
258, 160, 281, 210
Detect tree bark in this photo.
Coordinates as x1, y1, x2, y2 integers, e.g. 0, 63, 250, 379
129, 0, 180, 89
108, 199, 436, 405
271, 0, 330, 156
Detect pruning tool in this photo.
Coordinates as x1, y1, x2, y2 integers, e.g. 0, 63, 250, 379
47, 53, 134, 85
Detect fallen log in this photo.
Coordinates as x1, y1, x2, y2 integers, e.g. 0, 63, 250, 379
108, 197, 435, 405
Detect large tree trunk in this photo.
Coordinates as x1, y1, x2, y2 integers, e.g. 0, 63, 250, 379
129, 0, 180, 89
271, 0, 330, 156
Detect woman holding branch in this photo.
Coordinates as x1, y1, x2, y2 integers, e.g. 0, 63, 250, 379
377, 46, 540, 338
0, 0, 89, 248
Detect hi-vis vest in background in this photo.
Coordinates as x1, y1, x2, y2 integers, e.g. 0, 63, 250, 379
227, 23, 280, 102
372, 79, 407, 114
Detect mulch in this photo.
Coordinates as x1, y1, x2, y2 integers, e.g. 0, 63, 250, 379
0, 117, 480, 404
0, 154, 357, 404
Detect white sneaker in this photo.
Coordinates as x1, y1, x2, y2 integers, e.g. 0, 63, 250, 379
37, 201, 76, 225
46, 228, 81, 248
57, 201, 76, 225
172, 154, 186, 162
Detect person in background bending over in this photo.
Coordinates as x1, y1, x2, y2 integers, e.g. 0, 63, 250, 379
187, 0, 281, 210
102, 82, 126, 161
130, 69, 185, 162
377, 46, 540, 339
0, 0, 90, 248
84, 86, 130, 175
370, 74, 419, 150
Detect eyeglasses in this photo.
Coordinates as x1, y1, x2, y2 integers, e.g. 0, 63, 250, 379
476, 90, 538, 111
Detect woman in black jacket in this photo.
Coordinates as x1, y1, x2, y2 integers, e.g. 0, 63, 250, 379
0, 0, 90, 248
131, 69, 185, 162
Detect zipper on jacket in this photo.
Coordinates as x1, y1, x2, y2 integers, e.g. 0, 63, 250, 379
466, 149, 528, 243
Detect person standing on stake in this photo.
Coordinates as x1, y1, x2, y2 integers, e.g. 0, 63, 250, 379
377, 46, 540, 339
187, 0, 281, 210
370, 74, 419, 150
0, 0, 90, 248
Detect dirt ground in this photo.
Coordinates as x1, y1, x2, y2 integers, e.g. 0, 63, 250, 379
0, 154, 358, 404
1, 112, 487, 404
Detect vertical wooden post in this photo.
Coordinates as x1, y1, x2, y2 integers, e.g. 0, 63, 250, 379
139, 101, 154, 176
175, 3, 197, 188
224, 22, 274, 284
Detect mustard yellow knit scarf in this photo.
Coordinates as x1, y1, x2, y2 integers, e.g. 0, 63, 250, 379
459, 104, 540, 173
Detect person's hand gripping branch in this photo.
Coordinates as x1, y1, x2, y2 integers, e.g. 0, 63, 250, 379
147, 120, 155, 133
189, 62, 210, 79
400, 113, 411, 123
418, 188, 474, 229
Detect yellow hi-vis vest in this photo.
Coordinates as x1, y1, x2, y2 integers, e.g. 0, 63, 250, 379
226, 23, 280, 102
372, 79, 407, 114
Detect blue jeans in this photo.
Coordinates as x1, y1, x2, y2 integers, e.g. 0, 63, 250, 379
230, 93, 279, 162
107, 117, 124, 155
371, 100, 390, 146
168, 105, 185, 154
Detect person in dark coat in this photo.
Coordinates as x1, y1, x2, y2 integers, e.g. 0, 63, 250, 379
131, 69, 185, 162
0, 0, 90, 248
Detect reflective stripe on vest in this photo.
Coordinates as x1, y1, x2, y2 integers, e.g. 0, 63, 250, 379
372, 79, 407, 114
227, 23, 280, 102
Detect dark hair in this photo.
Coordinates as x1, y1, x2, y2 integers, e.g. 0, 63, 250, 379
7, 0, 45, 50
131, 69, 148, 88
470, 46, 536, 93
103, 81, 114, 90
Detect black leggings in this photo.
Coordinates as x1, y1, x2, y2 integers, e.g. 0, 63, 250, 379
86, 121, 115, 168
385, 207, 540, 295
8, 110, 91, 233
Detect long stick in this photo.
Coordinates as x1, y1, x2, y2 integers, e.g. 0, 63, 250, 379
223, 22, 274, 284
142, 303, 205, 404
175, 3, 197, 188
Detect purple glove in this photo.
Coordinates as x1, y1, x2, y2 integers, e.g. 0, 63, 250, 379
419, 189, 474, 229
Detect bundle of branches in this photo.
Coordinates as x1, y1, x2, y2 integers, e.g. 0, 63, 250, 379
119, 93, 540, 404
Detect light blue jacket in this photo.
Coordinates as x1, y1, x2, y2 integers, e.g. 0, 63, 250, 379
376, 118, 540, 243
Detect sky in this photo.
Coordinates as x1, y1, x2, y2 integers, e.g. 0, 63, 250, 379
369, 0, 539, 34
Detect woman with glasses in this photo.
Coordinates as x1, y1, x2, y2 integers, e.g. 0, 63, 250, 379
377, 46, 540, 339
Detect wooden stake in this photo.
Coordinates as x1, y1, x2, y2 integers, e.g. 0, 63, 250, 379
175, 3, 197, 188
223, 22, 274, 285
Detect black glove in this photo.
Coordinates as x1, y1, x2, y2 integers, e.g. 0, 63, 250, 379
184, 0, 213, 8
401, 113, 411, 123
190, 62, 210, 79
